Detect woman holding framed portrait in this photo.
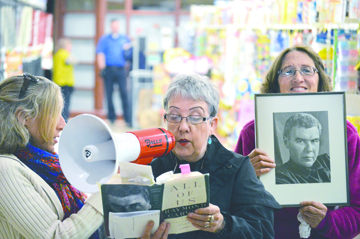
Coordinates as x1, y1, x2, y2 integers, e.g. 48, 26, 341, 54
235, 45, 360, 239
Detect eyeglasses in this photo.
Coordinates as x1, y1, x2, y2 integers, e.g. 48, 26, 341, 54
278, 66, 318, 77
19, 73, 39, 99
164, 114, 212, 125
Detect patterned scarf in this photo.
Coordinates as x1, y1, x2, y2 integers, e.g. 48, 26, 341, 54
14, 144, 87, 219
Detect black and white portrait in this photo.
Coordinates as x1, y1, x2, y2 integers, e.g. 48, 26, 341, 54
273, 111, 331, 184
102, 184, 152, 236
103, 184, 152, 213
255, 92, 348, 206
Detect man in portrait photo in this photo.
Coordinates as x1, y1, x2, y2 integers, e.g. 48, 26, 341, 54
102, 184, 152, 236
106, 185, 152, 212
275, 112, 331, 184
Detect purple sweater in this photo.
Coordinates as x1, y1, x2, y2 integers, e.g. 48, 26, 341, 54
235, 120, 360, 239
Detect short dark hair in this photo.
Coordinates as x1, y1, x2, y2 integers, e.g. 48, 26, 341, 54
105, 185, 150, 201
283, 113, 322, 139
261, 45, 332, 93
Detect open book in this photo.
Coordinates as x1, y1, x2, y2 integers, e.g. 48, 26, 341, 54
101, 163, 210, 239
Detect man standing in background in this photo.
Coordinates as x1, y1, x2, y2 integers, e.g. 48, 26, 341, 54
96, 19, 132, 126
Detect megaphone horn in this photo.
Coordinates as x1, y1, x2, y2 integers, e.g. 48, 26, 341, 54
81, 133, 140, 163
58, 114, 175, 193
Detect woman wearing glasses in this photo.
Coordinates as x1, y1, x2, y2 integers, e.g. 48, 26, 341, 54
0, 74, 172, 239
148, 73, 281, 238
235, 45, 360, 239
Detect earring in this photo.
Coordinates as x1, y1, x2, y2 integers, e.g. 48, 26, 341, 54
208, 136, 212, 145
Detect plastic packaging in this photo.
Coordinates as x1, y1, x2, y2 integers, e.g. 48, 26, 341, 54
297, 212, 311, 238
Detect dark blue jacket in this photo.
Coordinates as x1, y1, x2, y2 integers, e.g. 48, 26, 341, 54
150, 135, 281, 239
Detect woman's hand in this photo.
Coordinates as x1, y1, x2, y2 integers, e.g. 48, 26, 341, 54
299, 201, 328, 228
248, 148, 276, 176
139, 221, 170, 239
187, 204, 225, 233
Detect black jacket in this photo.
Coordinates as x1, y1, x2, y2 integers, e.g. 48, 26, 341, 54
150, 135, 281, 239
275, 154, 331, 184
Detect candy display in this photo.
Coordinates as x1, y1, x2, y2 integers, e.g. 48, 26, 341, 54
335, 30, 359, 93
184, 1, 360, 149
190, 0, 360, 26
147, 1, 360, 150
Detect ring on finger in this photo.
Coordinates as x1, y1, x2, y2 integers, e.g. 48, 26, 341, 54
208, 215, 214, 222
204, 222, 210, 228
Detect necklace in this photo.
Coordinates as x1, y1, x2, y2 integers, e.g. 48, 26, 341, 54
170, 151, 207, 173
170, 152, 178, 173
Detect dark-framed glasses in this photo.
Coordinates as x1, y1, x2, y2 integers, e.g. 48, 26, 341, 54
164, 114, 212, 125
19, 73, 39, 99
278, 66, 318, 77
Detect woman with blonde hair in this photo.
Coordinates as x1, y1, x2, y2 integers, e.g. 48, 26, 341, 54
0, 73, 170, 239
0, 73, 104, 238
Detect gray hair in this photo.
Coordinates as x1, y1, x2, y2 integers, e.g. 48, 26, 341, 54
0, 75, 63, 154
283, 113, 322, 139
163, 73, 219, 117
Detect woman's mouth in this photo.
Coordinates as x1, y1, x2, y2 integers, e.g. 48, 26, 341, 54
291, 87, 308, 92
53, 137, 59, 144
178, 139, 189, 146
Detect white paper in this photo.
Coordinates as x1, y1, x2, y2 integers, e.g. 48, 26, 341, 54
109, 210, 160, 239
119, 162, 154, 184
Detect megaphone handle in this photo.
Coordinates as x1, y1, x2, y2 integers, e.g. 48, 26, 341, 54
132, 157, 154, 165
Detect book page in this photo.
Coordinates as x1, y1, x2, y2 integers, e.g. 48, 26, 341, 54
101, 184, 162, 237
109, 210, 160, 239
101, 172, 209, 237
161, 172, 209, 234
119, 162, 154, 184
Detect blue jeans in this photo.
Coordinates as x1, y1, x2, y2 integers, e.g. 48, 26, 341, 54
103, 66, 131, 124
61, 86, 74, 122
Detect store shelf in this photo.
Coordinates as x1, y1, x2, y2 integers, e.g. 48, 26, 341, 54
312, 22, 359, 30
346, 94, 360, 116
196, 23, 359, 30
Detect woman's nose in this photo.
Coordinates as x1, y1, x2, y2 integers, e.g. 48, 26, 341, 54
178, 117, 190, 132
57, 116, 66, 131
293, 71, 304, 83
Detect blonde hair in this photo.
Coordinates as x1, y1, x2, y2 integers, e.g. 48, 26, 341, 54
0, 74, 63, 154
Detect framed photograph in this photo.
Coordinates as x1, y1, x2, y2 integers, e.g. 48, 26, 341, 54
255, 92, 349, 207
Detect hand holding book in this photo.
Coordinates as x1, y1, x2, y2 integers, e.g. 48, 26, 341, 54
101, 162, 210, 238
138, 221, 171, 239
187, 203, 225, 234
109, 211, 171, 239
